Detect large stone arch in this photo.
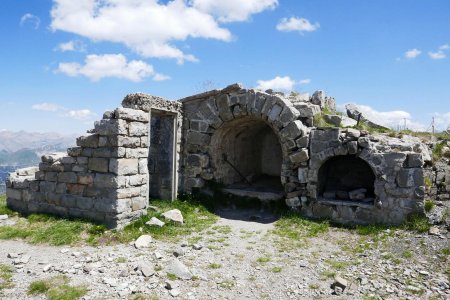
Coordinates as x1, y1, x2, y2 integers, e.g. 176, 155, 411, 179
180, 85, 309, 198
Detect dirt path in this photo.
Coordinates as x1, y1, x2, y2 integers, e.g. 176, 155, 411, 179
0, 210, 449, 300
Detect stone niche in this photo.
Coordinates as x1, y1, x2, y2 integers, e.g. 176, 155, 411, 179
6, 83, 432, 227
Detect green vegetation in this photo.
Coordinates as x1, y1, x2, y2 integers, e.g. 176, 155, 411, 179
272, 213, 329, 239
28, 275, 87, 300
309, 283, 319, 289
110, 198, 217, 243
256, 256, 271, 264
0, 264, 14, 290
166, 273, 177, 280
218, 280, 235, 289
424, 199, 435, 212
270, 266, 282, 273
0, 214, 95, 246
0, 195, 217, 246
313, 107, 338, 128
208, 263, 222, 269
0, 194, 13, 216
129, 293, 159, 300
403, 213, 431, 233
424, 177, 433, 191
402, 250, 413, 259
432, 141, 450, 162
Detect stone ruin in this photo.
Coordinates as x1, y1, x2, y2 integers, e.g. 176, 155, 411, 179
6, 84, 433, 228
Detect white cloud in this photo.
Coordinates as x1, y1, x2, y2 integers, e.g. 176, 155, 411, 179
439, 44, 449, 50
428, 51, 446, 60
299, 79, 311, 85
191, 0, 278, 22
404, 48, 421, 59
55, 40, 86, 52
51, 0, 264, 63
63, 109, 97, 121
433, 112, 450, 131
57, 54, 167, 82
256, 76, 296, 92
32, 102, 98, 121
276, 17, 320, 33
347, 103, 426, 131
32, 102, 63, 112
20, 13, 40, 29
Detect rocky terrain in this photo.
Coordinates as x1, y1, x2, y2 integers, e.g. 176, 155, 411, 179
0, 206, 448, 300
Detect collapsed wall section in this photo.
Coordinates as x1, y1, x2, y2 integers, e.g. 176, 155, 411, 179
6, 93, 181, 228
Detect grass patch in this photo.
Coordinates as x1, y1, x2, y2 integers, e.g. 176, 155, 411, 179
166, 273, 177, 280
0, 194, 13, 216
355, 224, 390, 236
109, 198, 217, 243
0, 214, 93, 246
402, 250, 413, 259
272, 213, 329, 239
129, 293, 159, 300
218, 280, 235, 289
320, 270, 336, 279
325, 259, 349, 270
28, 275, 87, 300
208, 263, 222, 269
403, 213, 431, 233
115, 257, 127, 264
256, 256, 271, 264
270, 266, 282, 273
424, 199, 435, 212
0, 196, 217, 246
0, 264, 14, 290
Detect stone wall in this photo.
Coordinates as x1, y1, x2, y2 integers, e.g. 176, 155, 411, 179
179, 84, 308, 195
7, 93, 181, 228
5, 83, 435, 228
298, 128, 430, 225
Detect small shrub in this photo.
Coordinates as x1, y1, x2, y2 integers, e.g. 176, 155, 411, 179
402, 250, 413, 259
167, 273, 177, 280
404, 213, 430, 233
424, 200, 435, 212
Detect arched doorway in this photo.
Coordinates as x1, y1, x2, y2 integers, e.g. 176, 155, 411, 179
317, 155, 375, 204
210, 117, 284, 200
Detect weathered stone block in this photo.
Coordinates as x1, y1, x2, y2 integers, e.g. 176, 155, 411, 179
76, 197, 93, 210
131, 197, 147, 211
347, 141, 358, 154
216, 94, 234, 121
125, 148, 148, 158
406, 153, 423, 168
67, 183, 85, 195
77, 174, 94, 185
289, 149, 309, 164
358, 137, 370, 148
311, 128, 340, 141
280, 120, 304, 140
128, 174, 147, 186
129, 122, 148, 136
40, 181, 56, 193
115, 107, 149, 122
6, 188, 22, 200
94, 174, 126, 188
67, 147, 82, 157
94, 119, 128, 136
186, 154, 209, 168
76, 135, 99, 148
109, 159, 139, 175
296, 136, 309, 148
45, 172, 58, 182
88, 158, 109, 173
186, 131, 211, 145
138, 158, 148, 174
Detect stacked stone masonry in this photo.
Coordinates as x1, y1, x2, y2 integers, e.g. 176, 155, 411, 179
7, 84, 432, 227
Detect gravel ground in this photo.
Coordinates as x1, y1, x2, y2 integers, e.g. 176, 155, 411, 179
0, 207, 448, 300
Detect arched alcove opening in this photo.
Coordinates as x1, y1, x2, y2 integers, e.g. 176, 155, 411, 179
210, 117, 284, 200
317, 155, 375, 204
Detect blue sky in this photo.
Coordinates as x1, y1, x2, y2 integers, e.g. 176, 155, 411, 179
1, 0, 449, 134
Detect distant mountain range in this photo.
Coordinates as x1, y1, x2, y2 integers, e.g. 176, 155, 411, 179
0, 130, 77, 166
